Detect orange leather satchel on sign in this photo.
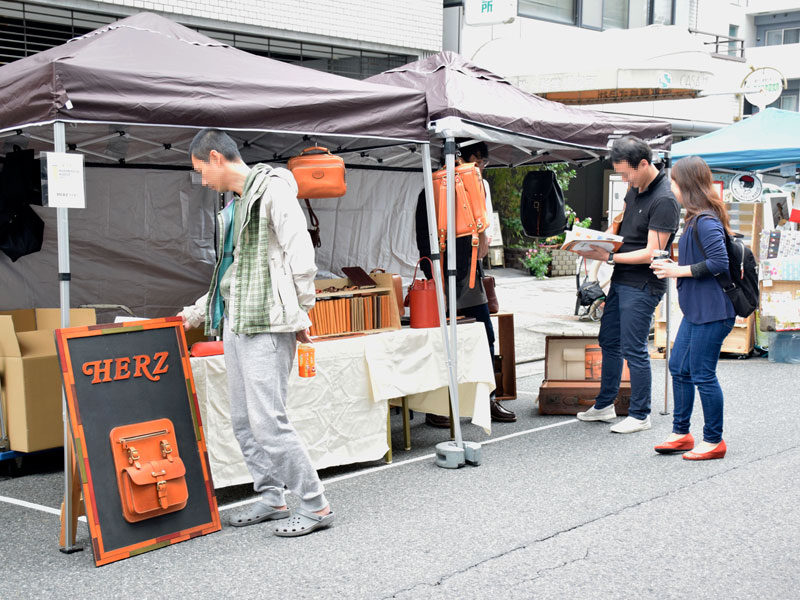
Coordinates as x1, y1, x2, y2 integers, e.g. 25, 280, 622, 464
432, 162, 488, 288
288, 146, 347, 199
110, 418, 188, 523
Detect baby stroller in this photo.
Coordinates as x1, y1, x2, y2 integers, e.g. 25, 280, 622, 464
575, 258, 612, 322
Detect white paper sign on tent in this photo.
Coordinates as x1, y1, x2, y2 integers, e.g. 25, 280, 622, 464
43, 152, 86, 209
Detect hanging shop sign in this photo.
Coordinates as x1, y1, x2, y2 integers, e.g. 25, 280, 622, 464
41, 152, 86, 209
730, 172, 763, 203
742, 67, 785, 110
55, 318, 221, 566
464, 0, 516, 26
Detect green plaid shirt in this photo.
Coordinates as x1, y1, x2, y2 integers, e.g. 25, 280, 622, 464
205, 165, 277, 335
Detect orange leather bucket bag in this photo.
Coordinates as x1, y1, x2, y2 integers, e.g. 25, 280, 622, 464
405, 257, 440, 329
288, 146, 347, 199
431, 162, 488, 288
109, 418, 188, 523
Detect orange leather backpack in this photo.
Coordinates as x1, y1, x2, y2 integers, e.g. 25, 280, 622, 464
431, 162, 488, 288
288, 146, 347, 199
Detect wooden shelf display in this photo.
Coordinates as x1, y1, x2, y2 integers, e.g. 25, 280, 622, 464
309, 272, 400, 337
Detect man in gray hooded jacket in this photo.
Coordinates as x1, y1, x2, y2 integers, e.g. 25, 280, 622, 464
180, 128, 333, 537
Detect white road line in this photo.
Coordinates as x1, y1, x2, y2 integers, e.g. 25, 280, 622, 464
0, 494, 86, 521
0, 418, 579, 516
219, 418, 579, 511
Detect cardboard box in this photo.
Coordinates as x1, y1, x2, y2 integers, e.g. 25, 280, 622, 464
0, 308, 96, 452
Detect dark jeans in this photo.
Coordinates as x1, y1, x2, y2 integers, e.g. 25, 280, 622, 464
595, 282, 662, 419
669, 317, 735, 444
458, 302, 495, 359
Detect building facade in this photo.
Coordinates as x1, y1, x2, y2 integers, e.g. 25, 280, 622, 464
0, 0, 443, 78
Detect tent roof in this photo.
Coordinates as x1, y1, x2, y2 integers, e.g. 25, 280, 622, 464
366, 51, 672, 166
0, 12, 429, 166
671, 108, 800, 172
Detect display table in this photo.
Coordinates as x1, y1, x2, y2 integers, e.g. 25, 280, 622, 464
190, 323, 494, 488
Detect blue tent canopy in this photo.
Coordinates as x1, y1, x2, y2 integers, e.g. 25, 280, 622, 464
671, 108, 800, 171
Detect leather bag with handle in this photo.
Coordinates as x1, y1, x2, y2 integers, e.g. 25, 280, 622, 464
109, 418, 189, 523
405, 257, 440, 328
432, 162, 488, 289
288, 146, 347, 199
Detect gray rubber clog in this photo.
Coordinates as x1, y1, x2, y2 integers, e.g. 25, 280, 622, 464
273, 508, 335, 537
228, 501, 291, 527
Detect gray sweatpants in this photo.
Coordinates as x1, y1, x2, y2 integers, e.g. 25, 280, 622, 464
223, 318, 327, 512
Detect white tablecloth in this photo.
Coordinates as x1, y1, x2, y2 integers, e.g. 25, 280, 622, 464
191, 323, 494, 488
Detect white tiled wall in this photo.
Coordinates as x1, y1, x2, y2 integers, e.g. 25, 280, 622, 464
97, 0, 442, 51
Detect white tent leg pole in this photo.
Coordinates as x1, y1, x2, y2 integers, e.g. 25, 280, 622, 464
661, 160, 672, 417
661, 279, 672, 416
420, 144, 453, 378
54, 122, 78, 553
444, 139, 463, 448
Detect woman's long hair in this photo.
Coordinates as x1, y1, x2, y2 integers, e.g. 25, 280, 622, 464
671, 156, 732, 234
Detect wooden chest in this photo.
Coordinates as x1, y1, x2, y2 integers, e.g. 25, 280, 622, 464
537, 336, 631, 416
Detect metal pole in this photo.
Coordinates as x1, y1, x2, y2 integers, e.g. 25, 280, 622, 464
420, 144, 455, 388
661, 158, 672, 416
54, 122, 77, 553
444, 138, 463, 448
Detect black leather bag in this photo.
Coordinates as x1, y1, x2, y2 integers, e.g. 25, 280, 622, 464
692, 216, 758, 318
521, 170, 566, 238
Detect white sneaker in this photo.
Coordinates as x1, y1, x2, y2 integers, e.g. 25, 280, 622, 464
609, 416, 652, 434
576, 404, 617, 422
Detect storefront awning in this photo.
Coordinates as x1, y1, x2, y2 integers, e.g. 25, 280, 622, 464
473, 25, 715, 105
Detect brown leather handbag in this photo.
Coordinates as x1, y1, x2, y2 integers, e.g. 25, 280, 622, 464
305, 199, 321, 248
109, 418, 188, 523
288, 146, 347, 199
432, 162, 489, 289
483, 275, 499, 314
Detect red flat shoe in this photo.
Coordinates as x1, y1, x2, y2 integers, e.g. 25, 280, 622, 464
683, 439, 727, 461
654, 433, 694, 454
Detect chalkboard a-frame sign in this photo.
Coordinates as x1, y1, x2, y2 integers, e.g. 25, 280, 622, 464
55, 317, 221, 566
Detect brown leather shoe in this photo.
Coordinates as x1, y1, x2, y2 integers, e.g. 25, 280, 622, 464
425, 413, 451, 428
490, 399, 516, 423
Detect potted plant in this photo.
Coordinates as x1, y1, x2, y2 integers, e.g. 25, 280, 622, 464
521, 244, 553, 279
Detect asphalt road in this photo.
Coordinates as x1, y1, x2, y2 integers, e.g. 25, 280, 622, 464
1, 271, 796, 599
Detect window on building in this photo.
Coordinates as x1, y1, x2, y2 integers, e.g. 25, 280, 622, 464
780, 95, 798, 112
765, 27, 800, 46
0, 0, 414, 78
520, 0, 673, 30
518, 0, 575, 25
651, 0, 673, 25
784, 28, 800, 44
765, 29, 782, 46
728, 24, 739, 56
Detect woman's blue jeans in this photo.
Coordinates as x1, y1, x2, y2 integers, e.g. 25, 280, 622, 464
669, 317, 735, 444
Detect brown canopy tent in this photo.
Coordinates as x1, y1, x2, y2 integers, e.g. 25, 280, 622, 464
367, 52, 673, 462
367, 51, 671, 167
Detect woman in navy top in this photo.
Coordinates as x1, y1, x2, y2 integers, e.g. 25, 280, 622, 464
651, 156, 736, 461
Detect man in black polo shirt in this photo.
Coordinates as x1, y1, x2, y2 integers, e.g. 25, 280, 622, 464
575, 136, 680, 434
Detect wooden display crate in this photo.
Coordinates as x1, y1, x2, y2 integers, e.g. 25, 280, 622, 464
654, 316, 754, 357
537, 336, 630, 416
310, 272, 400, 337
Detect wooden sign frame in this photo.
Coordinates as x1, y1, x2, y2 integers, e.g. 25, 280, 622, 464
55, 317, 220, 566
